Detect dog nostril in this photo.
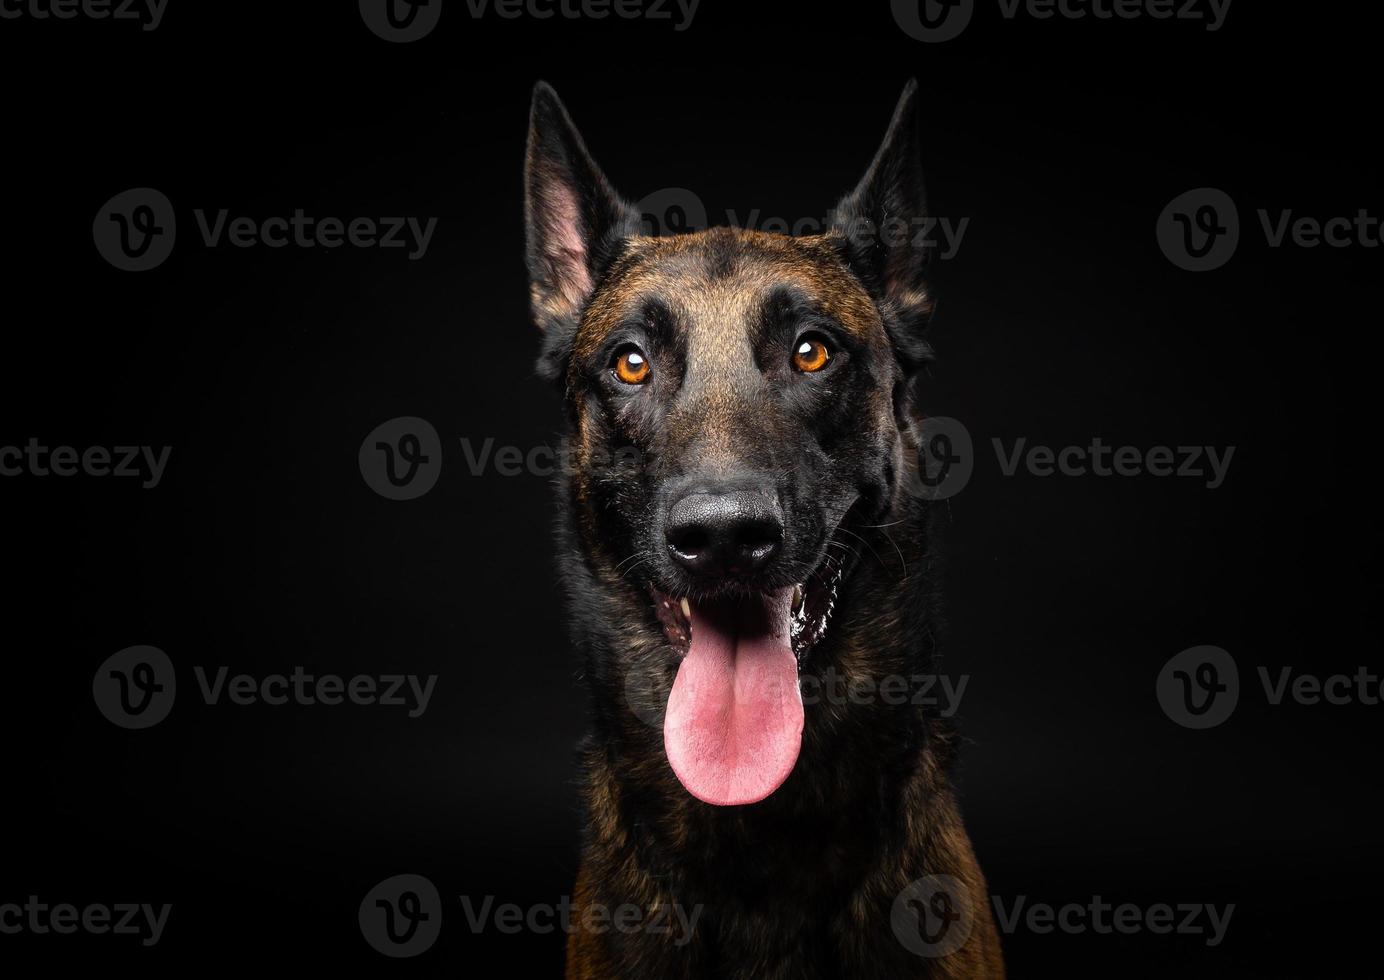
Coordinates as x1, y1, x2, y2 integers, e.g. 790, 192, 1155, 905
733, 520, 781, 561
665, 490, 784, 578
669, 527, 710, 559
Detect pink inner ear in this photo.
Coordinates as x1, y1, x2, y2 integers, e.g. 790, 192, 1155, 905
544, 181, 593, 311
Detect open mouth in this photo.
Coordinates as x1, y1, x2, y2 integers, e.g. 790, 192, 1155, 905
648, 545, 852, 808
651, 553, 847, 662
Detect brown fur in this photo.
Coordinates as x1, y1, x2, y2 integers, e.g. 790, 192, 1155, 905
523, 81, 1003, 979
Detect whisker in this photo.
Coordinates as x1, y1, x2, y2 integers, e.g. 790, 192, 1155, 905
839, 524, 906, 581
875, 529, 909, 580
614, 549, 651, 573
824, 540, 860, 564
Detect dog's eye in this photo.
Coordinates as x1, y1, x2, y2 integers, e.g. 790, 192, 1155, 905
792, 334, 833, 373
612, 345, 652, 385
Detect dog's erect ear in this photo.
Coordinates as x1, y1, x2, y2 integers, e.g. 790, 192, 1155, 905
525, 82, 641, 380
830, 80, 935, 370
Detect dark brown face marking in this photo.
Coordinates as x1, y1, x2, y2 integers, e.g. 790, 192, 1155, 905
524, 79, 936, 610
556, 227, 906, 610
573, 227, 897, 480
574, 228, 886, 368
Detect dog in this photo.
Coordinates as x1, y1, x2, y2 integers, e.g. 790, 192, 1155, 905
523, 79, 1004, 979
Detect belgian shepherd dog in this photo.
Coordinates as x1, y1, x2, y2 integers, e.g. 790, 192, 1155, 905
523, 80, 1004, 979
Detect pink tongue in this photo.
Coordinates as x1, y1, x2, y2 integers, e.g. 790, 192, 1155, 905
663, 590, 804, 806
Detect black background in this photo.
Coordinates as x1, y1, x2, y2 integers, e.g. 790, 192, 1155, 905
2, 1, 1380, 975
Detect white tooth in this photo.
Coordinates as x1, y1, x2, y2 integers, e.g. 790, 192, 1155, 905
792, 584, 804, 612
680, 597, 691, 618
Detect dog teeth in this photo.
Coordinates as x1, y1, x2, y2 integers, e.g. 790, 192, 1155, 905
792, 584, 804, 613
679, 597, 691, 619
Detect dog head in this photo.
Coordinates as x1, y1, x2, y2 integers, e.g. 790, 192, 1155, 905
524, 81, 934, 807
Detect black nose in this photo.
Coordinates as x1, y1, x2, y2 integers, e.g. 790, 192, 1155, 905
665, 490, 784, 579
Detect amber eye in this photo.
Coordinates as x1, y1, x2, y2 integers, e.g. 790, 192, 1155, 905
613, 346, 651, 385
792, 335, 832, 373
